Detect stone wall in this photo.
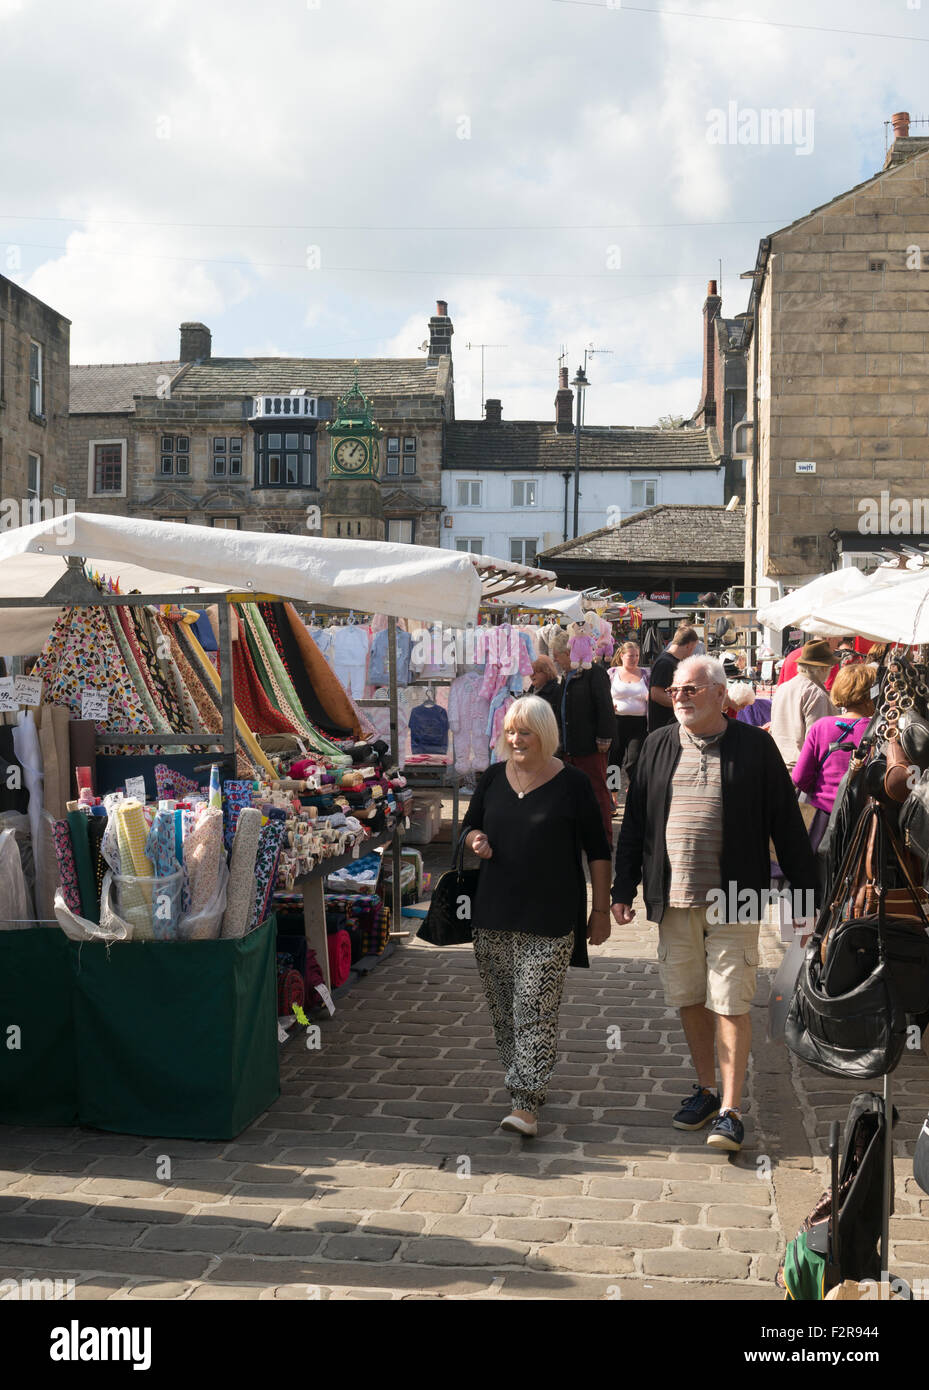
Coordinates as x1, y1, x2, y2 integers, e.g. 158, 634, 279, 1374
759, 149, 929, 584
0, 276, 70, 506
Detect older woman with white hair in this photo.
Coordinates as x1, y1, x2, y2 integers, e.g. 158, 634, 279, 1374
461, 695, 613, 1137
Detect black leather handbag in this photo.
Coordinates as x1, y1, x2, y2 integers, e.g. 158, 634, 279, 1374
786, 800, 929, 1079
417, 831, 479, 947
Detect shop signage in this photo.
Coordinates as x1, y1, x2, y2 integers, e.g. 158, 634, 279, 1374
650, 591, 671, 602
796, 461, 816, 474
0, 678, 16, 712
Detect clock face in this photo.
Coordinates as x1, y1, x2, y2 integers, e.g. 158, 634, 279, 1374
333, 438, 369, 473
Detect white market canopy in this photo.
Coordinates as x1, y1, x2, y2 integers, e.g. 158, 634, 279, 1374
755, 567, 872, 635
483, 586, 585, 623
809, 562, 929, 644
0, 512, 486, 653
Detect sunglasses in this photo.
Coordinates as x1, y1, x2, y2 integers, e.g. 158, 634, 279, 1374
667, 684, 710, 700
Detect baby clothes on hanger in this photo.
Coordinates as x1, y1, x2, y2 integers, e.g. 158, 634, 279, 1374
409, 697, 449, 755
447, 671, 490, 777
328, 622, 371, 699
368, 626, 412, 687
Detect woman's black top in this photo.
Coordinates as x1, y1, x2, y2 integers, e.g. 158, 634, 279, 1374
461, 761, 612, 953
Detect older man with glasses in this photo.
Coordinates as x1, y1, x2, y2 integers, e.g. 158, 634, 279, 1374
611, 655, 816, 1152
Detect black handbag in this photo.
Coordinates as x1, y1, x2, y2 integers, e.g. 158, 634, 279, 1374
417, 831, 479, 947
785, 800, 929, 1079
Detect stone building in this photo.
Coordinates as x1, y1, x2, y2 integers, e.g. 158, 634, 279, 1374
0, 273, 70, 514
741, 111, 929, 600
689, 279, 750, 503
68, 303, 455, 542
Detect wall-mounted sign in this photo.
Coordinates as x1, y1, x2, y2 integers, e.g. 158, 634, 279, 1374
795, 461, 816, 474
650, 591, 671, 602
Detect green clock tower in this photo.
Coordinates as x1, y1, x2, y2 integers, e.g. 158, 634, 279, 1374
323, 368, 385, 541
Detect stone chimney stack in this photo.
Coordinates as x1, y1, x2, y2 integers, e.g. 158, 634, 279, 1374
428, 300, 454, 359
554, 366, 574, 433
179, 322, 212, 363
696, 280, 722, 427
484, 398, 502, 424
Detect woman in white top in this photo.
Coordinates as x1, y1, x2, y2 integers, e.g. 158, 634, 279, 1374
608, 641, 649, 804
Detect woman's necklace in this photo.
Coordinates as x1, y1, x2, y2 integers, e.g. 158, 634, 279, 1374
511, 761, 547, 799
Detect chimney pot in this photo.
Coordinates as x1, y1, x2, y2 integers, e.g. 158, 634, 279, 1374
436, 299, 448, 317
892, 111, 910, 139
179, 322, 211, 363
708, 279, 718, 296
484, 398, 502, 424
559, 366, 569, 388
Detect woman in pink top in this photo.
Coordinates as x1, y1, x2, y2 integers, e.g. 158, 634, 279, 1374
791, 663, 876, 849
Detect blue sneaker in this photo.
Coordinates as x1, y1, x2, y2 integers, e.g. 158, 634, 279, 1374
672, 1085, 721, 1131
706, 1109, 744, 1152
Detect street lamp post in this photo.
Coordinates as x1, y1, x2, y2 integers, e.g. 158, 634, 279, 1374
571, 366, 589, 539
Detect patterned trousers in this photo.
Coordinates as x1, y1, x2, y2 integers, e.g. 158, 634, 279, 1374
472, 927, 574, 1115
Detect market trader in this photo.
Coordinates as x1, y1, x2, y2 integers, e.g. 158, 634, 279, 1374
611, 654, 816, 1153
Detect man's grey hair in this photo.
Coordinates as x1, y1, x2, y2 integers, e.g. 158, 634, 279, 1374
550, 630, 570, 655
677, 654, 728, 689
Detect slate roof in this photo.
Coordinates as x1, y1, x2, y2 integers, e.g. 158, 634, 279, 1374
444, 423, 719, 472
70, 362, 181, 413
540, 505, 745, 565
172, 358, 442, 397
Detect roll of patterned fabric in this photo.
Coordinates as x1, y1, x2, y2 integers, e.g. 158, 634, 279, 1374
52, 819, 82, 914
184, 806, 224, 916
250, 812, 287, 931
113, 798, 154, 933
145, 807, 181, 939
222, 806, 261, 938
327, 929, 352, 989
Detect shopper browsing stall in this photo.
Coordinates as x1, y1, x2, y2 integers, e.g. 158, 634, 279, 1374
608, 642, 649, 795
462, 696, 612, 1138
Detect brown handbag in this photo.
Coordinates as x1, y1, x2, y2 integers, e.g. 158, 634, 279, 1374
882, 737, 912, 805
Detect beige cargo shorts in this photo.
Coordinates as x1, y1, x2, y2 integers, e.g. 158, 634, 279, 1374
655, 906, 760, 1016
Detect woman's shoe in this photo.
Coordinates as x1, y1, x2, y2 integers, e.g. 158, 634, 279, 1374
500, 1112, 538, 1137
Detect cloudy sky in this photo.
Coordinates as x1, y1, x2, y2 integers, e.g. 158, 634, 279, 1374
2, 0, 926, 424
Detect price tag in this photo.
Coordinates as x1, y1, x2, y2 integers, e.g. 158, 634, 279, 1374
125, 775, 147, 801
82, 689, 109, 721
352, 841, 360, 858
871, 684, 880, 700
314, 983, 335, 1017
277, 1023, 289, 1044
0, 678, 16, 712
404, 816, 411, 831
12, 675, 42, 707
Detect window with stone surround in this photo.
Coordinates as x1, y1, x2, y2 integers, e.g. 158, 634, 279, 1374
253, 427, 317, 489
211, 516, 240, 529
29, 342, 43, 417
212, 436, 243, 478
387, 518, 415, 544
160, 435, 190, 476
385, 436, 417, 476
88, 439, 127, 497
27, 452, 40, 501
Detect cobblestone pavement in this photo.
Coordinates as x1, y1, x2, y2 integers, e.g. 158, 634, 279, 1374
1, 815, 928, 1300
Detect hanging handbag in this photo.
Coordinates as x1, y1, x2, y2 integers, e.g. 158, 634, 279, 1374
785, 800, 927, 1079
417, 830, 479, 947
900, 767, 929, 870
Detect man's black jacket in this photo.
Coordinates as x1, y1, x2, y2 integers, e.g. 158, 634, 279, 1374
560, 664, 615, 756
611, 718, 817, 923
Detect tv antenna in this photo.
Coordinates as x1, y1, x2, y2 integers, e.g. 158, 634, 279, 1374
465, 341, 508, 416
580, 344, 613, 425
